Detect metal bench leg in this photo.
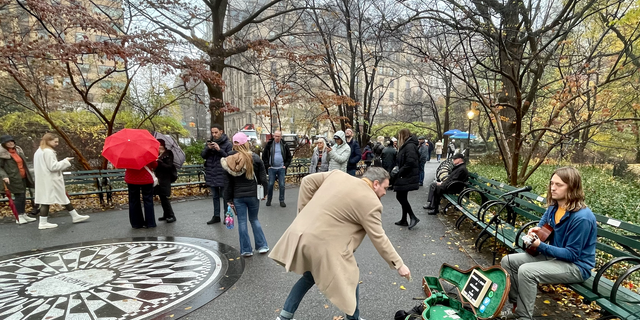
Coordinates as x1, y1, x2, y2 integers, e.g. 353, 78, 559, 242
455, 215, 468, 230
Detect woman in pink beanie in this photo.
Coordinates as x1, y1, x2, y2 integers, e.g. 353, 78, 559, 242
221, 132, 269, 257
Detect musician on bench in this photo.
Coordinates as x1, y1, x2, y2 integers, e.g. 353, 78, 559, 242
499, 167, 597, 320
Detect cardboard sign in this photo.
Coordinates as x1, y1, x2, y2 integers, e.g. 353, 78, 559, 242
461, 269, 493, 307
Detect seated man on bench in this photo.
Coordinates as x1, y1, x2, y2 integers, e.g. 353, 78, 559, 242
423, 153, 468, 215
500, 167, 597, 320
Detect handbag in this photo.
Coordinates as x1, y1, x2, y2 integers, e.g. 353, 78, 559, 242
144, 166, 159, 187
225, 205, 235, 229
255, 174, 264, 199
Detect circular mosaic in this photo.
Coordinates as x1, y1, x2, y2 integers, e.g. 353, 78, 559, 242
0, 237, 244, 319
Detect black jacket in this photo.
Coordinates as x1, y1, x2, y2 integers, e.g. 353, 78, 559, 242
443, 162, 469, 194
154, 149, 175, 196
346, 139, 362, 171
381, 144, 397, 172
393, 135, 420, 192
202, 134, 233, 188
224, 153, 268, 200
262, 139, 292, 170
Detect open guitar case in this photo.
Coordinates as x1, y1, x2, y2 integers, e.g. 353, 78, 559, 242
400, 264, 510, 320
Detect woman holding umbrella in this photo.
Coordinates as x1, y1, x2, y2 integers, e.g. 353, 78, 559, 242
125, 159, 158, 229
155, 139, 176, 223
0, 135, 36, 224
222, 132, 269, 257
34, 133, 89, 230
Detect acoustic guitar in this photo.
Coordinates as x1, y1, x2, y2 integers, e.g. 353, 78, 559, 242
525, 223, 554, 256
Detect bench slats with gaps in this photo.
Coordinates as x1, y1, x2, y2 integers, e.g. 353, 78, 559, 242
442, 172, 640, 319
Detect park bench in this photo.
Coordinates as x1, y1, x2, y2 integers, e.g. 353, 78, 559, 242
441, 172, 640, 320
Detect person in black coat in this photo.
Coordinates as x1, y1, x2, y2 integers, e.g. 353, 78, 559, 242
424, 153, 469, 215
345, 128, 362, 176
202, 124, 233, 224
381, 140, 397, 173
393, 129, 420, 230
155, 139, 176, 223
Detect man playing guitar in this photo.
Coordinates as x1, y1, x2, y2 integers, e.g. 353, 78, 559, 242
500, 167, 597, 319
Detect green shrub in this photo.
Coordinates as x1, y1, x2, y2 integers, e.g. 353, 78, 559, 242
468, 163, 640, 225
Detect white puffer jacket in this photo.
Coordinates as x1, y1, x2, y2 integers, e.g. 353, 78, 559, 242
327, 130, 351, 172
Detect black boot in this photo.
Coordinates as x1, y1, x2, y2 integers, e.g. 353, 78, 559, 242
408, 216, 420, 230
207, 216, 221, 224
395, 220, 409, 226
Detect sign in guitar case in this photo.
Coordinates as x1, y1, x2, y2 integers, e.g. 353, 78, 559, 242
412, 263, 511, 320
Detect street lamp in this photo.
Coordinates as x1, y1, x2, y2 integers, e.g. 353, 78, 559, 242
466, 110, 475, 161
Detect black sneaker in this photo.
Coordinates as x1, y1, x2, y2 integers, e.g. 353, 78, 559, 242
266, 200, 271, 206
280, 202, 286, 207
166, 216, 176, 223
158, 217, 166, 221
207, 216, 221, 224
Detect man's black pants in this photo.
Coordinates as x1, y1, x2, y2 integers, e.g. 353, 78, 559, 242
426, 182, 446, 210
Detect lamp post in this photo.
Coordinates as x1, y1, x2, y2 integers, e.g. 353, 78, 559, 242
466, 110, 475, 161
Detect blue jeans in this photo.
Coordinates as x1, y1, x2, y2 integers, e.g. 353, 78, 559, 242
128, 183, 155, 228
437, 154, 442, 161
233, 197, 268, 254
280, 271, 360, 320
210, 187, 224, 217
419, 161, 426, 185
268, 168, 286, 202
426, 151, 432, 162
347, 169, 357, 176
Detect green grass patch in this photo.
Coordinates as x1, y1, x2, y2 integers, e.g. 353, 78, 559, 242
468, 163, 640, 225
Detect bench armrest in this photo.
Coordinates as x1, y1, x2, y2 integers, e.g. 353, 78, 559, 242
611, 264, 640, 305
515, 220, 540, 250
593, 256, 640, 296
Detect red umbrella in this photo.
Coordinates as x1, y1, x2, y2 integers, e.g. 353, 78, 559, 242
102, 129, 159, 169
3, 182, 20, 222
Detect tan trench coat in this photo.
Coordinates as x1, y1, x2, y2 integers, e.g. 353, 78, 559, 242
269, 170, 404, 315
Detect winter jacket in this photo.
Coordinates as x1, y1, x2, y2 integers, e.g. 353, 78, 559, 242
310, 146, 329, 173
0, 144, 34, 193
202, 134, 233, 188
327, 131, 350, 172
393, 135, 420, 192
537, 206, 597, 280
373, 142, 384, 166
427, 140, 434, 153
441, 162, 469, 194
381, 144, 397, 172
346, 138, 362, 171
34, 148, 72, 205
223, 152, 268, 200
154, 149, 174, 196
262, 139, 292, 170
418, 142, 429, 164
448, 142, 456, 154
125, 161, 158, 185
435, 141, 444, 154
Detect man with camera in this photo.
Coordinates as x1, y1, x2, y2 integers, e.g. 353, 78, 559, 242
499, 167, 597, 320
262, 130, 292, 207
423, 153, 468, 215
270, 167, 411, 320
202, 124, 233, 224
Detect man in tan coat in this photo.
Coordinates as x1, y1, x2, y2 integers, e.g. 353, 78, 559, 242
270, 167, 411, 320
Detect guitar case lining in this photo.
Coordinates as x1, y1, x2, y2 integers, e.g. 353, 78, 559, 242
417, 263, 511, 320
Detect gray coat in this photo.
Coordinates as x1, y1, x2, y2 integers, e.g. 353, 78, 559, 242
310, 146, 329, 173
328, 131, 350, 172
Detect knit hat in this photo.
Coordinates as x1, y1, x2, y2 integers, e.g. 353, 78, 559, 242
232, 132, 249, 145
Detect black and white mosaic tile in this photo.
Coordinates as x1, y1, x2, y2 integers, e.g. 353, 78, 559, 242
0, 237, 244, 319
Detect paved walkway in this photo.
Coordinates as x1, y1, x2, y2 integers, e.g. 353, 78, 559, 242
0, 160, 477, 320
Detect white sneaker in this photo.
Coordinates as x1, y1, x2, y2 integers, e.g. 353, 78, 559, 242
69, 210, 89, 223
258, 247, 270, 254
242, 252, 253, 257
500, 309, 517, 319
15, 215, 28, 224
22, 214, 36, 222
276, 317, 296, 320
38, 217, 58, 230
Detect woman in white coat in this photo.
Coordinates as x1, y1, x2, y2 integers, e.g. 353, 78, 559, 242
34, 133, 89, 230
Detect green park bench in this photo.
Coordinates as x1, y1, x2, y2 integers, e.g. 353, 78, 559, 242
439, 171, 640, 320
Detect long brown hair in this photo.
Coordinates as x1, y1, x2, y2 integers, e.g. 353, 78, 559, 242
39, 133, 58, 149
546, 167, 586, 211
397, 128, 412, 147
232, 142, 254, 179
